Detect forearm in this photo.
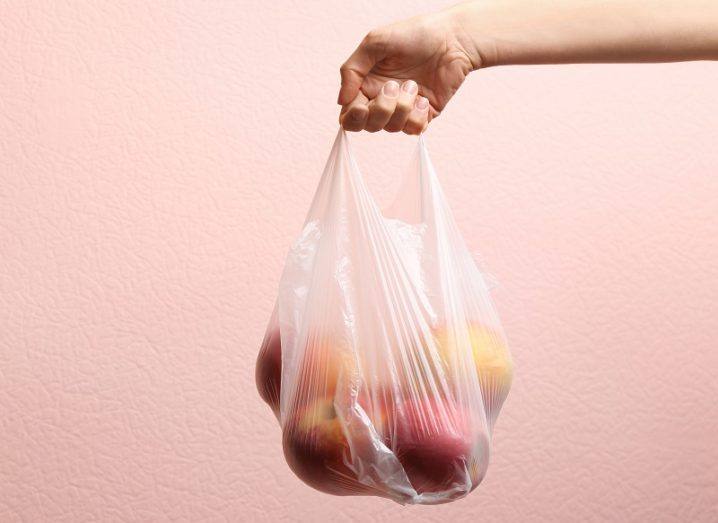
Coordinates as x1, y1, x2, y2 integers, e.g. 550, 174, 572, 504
447, 0, 718, 69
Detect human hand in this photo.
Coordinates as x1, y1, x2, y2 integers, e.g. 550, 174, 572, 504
338, 9, 476, 135
337, 0, 718, 135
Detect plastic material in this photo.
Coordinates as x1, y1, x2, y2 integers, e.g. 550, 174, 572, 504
256, 130, 512, 505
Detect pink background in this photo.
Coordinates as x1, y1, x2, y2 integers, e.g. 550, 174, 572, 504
2, 1, 717, 521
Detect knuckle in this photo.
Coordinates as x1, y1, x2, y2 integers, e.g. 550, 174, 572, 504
406, 115, 422, 127
339, 63, 360, 79
363, 29, 379, 44
384, 117, 406, 132
342, 111, 367, 131
364, 119, 381, 133
395, 101, 413, 114
403, 120, 422, 134
362, 27, 388, 52
372, 103, 392, 118
351, 104, 368, 116
366, 117, 387, 132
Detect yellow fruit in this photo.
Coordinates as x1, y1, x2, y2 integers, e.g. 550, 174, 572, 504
468, 326, 513, 377
434, 323, 513, 429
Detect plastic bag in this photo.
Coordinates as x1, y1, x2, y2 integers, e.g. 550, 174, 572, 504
256, 130, 512, 505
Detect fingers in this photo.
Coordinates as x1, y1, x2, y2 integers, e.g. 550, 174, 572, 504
364, 81, 400, 132
384, 80, 419, 133
338, 31, 385, 105
340, 80, 431, 134
339, 91, 369, 132
403, 96, 431, 135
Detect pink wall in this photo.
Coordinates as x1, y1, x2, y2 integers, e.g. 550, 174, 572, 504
2, 1, 717, 520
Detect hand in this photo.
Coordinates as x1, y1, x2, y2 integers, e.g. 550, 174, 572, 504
337, 0, 718, 135
338, 10, 476, 135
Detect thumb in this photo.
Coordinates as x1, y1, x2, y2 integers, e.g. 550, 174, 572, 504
338, 33, 385, 105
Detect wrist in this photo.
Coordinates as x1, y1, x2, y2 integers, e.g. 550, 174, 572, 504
443, 2, 501, 70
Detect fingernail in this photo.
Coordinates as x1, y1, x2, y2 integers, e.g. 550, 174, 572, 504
383, 81, 400, 97
416, 96, 429, 110
402, 80, 418, 94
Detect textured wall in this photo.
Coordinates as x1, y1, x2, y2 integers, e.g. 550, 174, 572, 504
1, 1, 717, 521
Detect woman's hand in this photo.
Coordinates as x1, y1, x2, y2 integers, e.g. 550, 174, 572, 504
338, 1, 718, 135
338, 10, 476, 135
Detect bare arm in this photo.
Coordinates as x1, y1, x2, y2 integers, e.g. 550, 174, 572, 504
338, 1, 718, 134
454, 0, 718, 69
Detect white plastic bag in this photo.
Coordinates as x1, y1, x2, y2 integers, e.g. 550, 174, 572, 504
256, 130, 512, 505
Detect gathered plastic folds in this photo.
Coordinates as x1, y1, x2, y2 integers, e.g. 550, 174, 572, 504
256, 130, 512, 505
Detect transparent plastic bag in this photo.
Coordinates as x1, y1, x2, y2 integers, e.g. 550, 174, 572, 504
256, 130, 512, 505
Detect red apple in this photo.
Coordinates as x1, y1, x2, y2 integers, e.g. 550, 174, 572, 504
390, 397, 488, 498
282, 397, 375, 496
255, 327, 282, 414
279, 337, 373, 495
256, 327, 358, 415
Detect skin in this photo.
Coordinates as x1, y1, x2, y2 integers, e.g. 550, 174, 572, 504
338, 0, 718, 134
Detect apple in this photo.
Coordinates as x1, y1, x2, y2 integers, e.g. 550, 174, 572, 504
255, 327, 282, 414
389, 397, 488, 498
278, 338, 372, 495
435, 323, 513, 428
256, 328, 359, 414
282, 397, 375, 496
